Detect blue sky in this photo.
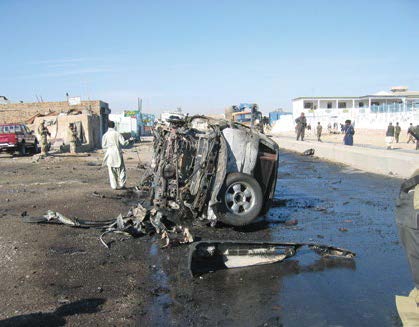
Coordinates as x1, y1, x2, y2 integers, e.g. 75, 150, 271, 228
1, 0, 418, 115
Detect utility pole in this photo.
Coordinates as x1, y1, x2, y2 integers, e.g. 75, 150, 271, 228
138, 97, 143, 138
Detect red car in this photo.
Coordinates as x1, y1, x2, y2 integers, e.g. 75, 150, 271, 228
0, 123, 39, 155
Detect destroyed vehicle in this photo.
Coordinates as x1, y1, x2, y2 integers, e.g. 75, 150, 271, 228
0, 123, 39, 155
149, 115, 279, 227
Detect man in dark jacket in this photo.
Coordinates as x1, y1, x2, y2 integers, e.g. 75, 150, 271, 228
385, 122, 395, 150
295, 113, 307, 141
407, 123, 415, 144
343, 120, 354, 146
395, 122, 401, 143
407, 125, 419, 150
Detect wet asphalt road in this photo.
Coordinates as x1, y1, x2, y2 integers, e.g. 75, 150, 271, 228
152, 150, 411, 327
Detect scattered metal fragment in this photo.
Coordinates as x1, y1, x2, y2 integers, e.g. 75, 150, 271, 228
45, 210, 81, 227
91, 191, 122, 200
22, 204, 194, 249
189, 241, 355, 276
100, 230, 132, 249
92, 191, 105, 198
161, 226, 194, 248
303, 148, 315, 156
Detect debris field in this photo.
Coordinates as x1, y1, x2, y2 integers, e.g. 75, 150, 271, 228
0, 141, 411, 326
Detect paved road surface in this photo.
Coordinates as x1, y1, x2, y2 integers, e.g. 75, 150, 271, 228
153, 150, 410, 326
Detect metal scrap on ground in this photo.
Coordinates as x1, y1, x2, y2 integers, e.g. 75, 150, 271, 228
22, 206, 193, 249
189, 241, 356, 276
303, 148, 315, 156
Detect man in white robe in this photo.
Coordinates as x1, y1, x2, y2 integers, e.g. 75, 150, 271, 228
102, 121, 131, 190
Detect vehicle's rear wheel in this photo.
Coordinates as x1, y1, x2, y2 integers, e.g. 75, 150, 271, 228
19, 143, 27, 156
219, 173, 263, 226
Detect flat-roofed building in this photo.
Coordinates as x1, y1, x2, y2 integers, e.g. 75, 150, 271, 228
0, 99, 111, 137
292, 86, 419, 129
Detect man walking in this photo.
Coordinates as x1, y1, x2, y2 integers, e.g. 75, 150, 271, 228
316, 122, 323, 142
385, 122, 395, 150
343, 120, 355, 146
407, 123, 415, 144
37, 120, 50, 156
407, 125, 419, 150
295, 112, 307, 141
395, 122, 401, 143
102, 121, 133, 190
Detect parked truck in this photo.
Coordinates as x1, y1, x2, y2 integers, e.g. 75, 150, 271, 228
0, 123, 39, 155
225, 103, 265, 133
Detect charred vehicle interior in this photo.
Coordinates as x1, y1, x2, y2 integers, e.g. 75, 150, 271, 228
148, 115, 279, 227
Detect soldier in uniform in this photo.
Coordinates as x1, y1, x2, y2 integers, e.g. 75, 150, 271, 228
395, 122, 401, 143
407, 123, 415, 144
67, 123, 78, 154
316, 122, 323, 142
395, 169, 419, 324
37, 120, 50, 156
295, 112, 307, 141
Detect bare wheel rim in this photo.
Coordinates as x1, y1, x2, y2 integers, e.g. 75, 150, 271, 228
225, 182, 256, 215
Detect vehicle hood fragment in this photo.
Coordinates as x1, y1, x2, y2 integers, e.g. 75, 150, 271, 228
189, 240, 355, 276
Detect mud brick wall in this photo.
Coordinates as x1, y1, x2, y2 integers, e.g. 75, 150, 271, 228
0, 100, 108, 124
31, 114, 101, 150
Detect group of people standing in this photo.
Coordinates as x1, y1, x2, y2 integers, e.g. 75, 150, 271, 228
295, 112, 419, 150
36, 121, 80, 156
386, 122, 419, 150
295, 113, 355, 145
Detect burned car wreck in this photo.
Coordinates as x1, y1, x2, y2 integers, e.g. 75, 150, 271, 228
25, 114, 356, 274
148, 115, 279, 227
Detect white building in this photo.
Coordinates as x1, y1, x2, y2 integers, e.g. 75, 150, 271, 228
292, 86, 419, 130
109, 113, 140, 137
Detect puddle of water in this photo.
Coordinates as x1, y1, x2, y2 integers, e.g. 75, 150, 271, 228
147, 242, 173, 325
268, 151, 409, 327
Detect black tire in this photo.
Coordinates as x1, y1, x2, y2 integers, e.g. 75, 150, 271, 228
219, 173, 263, 226
31, 141, 39, 154
18, 142, 27, 156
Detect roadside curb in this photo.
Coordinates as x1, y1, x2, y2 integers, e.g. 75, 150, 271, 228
273, 137, 418, 178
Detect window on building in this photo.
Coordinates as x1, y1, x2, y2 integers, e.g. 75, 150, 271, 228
338, 102, 347, 109
359, 102, 364, 107
327, 102, 333, 109
304, 102, 313, 109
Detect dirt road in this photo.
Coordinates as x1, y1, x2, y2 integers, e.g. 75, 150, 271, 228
0, 144, 410, 326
